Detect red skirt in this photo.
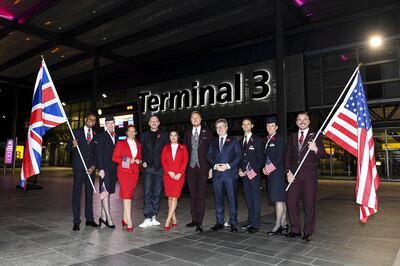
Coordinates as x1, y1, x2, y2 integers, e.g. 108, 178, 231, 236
163, 174, 185, 198
117, 171, 139, 199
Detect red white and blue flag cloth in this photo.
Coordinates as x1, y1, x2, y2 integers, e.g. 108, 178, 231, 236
100, 182, 109, 200
263, 156, 276, 175
323, 70, 379, 223
245, 162, 257, 180
20, 59, 67, 188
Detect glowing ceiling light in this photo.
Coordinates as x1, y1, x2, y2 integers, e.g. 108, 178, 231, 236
369, 35, 383, 48
51, 47, 60, 54
102, 94, 107, 98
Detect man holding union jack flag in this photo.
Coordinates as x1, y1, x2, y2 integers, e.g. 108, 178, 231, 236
66, 113, 99, 231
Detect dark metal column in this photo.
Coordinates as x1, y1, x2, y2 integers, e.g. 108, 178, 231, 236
91, 56, 99, 114
11, 86, 19, 139
274, 0, 287, 138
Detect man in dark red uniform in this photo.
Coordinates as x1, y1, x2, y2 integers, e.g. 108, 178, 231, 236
285, 112, 326, 241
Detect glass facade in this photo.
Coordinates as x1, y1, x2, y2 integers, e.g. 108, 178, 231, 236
43, 101, 90, 167
305, 39, 400, 180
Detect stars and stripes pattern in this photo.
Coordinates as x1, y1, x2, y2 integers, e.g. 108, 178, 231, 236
100, 182, 109, 200
263, 156, 276, 175
20, 59, 67, 188
245, 162, 257, 180
323, 71, 379, 223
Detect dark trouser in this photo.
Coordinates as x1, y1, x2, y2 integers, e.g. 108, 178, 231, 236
242, 173, 261, 229
143, 167, 163, 219
187, 166, 208, 225
287, 176, 317, 235
72, 169, 95, 224
212, 177, 238, 225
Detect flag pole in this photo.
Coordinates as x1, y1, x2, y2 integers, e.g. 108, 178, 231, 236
41, 56, 97, 193
286, 63, 362, 191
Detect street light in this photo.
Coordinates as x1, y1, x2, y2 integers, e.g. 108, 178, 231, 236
369, 35, 383, 48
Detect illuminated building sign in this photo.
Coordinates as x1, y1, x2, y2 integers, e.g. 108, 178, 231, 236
99, 114, 134, 128
4, 139, 14, 164
138, 68, 272, 114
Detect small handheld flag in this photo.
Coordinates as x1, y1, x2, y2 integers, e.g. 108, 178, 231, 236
264, 157, 276, 175
245, 162, 257, 180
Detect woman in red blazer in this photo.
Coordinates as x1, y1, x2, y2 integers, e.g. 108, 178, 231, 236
112, 125, 142, 232
161, 130, 188, 231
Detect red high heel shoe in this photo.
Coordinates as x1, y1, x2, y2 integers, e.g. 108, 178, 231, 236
127, 227, 133, 232
172, 223, 177, 227
164, 226, 170, 231
122, 219, 127, 228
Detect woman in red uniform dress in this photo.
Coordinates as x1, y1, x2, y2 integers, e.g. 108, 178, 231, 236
161, 130, 188, 231
112, 125, 141, 232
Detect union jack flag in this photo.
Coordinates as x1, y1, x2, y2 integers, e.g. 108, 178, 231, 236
323, 70, 379, 223
20, 59, 67, 188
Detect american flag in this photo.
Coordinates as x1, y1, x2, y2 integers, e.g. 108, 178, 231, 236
264, 156, 276, 175
245, 162, 257, 180
100, 182, 109, 200
20, 59, 67, 188
323, 71, 379, 223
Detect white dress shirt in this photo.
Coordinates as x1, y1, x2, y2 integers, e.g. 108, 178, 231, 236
171, 143, 179, 160
192, 126, 201, 136
84, 126, 92, 139
127, 139, 137, 159
243, 133, 252, 145
298, 128, 309, 142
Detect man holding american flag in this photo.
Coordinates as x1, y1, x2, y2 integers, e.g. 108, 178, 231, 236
285, 112, 326, 241
238, 118, 264, 233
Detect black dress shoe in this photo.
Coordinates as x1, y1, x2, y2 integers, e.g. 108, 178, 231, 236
287, 232, 302, 238
302, 234, 311, 241
266, 226, 283, 236
99, 218, 115, 229
186, 222, 197, 228
210, 223, 224, 231
247, 226, 258, 233
72, 224, 80, 231
230, 224, 238, 232
196, 224, 204, 232
86, 221, 99, 227
240, 223, 250, 230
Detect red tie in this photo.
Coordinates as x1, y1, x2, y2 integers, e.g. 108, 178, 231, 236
111, 132, 115, 137
299, 131, 304, 145
87, 128, 92, 144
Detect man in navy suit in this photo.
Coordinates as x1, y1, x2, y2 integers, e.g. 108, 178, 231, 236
96, 115, 118, 228
285, 112, 326, 241
67, 113, 99, 231
184, 111, 213, 232
139, 115, 168, 228
207, 118, 242, 232
238, 118, 264, 233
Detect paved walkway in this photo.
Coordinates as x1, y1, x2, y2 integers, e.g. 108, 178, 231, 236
0, 167, 399, 265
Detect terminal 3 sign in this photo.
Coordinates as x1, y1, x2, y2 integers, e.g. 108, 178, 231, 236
138, 69, 272, 113
134, 60, 278, 120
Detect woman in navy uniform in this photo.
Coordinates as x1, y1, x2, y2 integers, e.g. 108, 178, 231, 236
96, 115, 118, 228
262, 116, 288, 235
